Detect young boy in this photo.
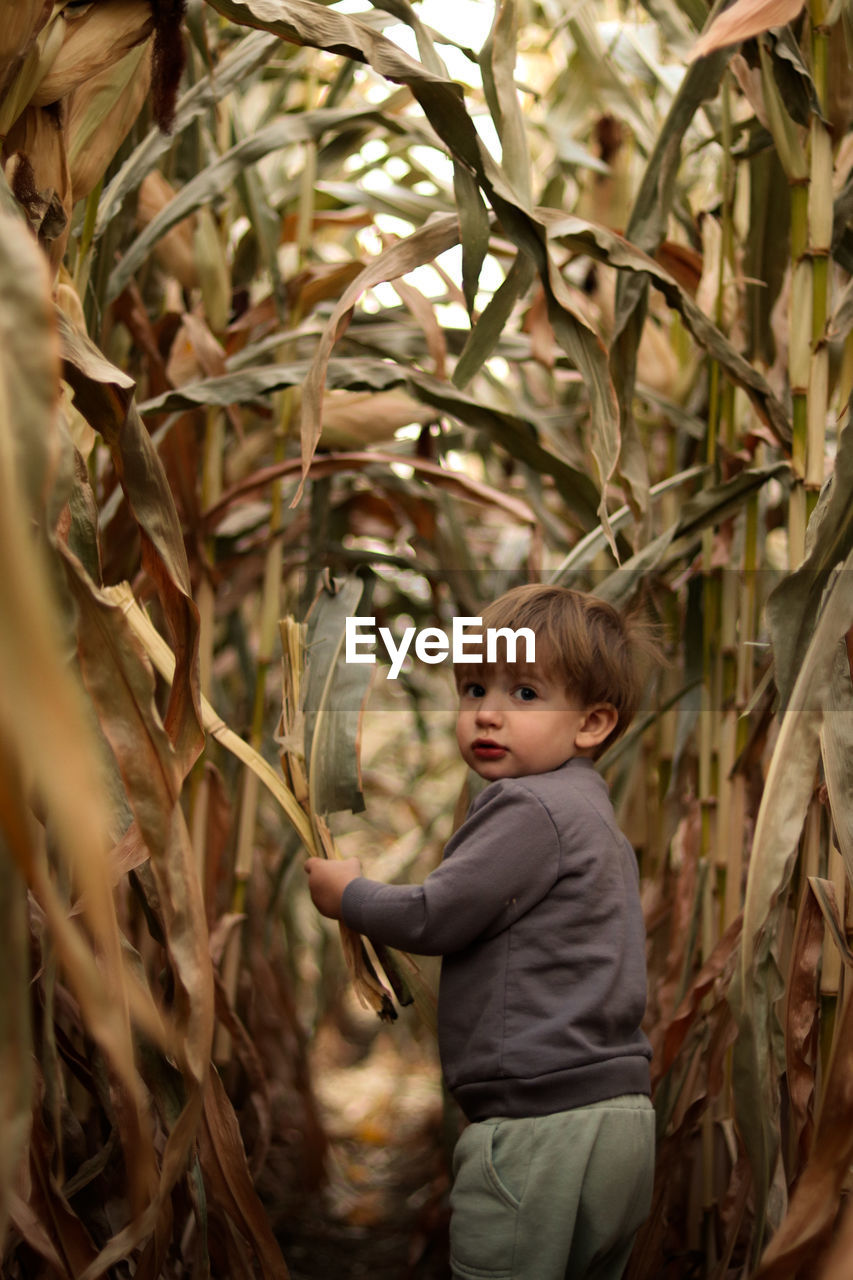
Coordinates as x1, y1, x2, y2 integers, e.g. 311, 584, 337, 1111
305, 584, 655, 1280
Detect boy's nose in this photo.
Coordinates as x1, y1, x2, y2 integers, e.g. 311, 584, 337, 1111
475, 698, 503, 726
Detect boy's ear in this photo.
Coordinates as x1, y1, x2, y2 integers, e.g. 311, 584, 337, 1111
575, 703, 618, 751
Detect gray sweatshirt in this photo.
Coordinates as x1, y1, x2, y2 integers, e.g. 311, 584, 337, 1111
341, 756, 652, 1121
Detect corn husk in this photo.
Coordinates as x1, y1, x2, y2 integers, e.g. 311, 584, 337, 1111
67, 40, 151, 203
0, 8, 65, 137
3, 103, 71, 276
31, 1, 153, 106
0, 0, 53, 103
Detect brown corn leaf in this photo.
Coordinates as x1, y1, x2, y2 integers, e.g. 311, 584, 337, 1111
756, 957, 853, 1276
295, 212, 461, 504
58, 312, 204, 778
689, 0, 806, 62
392, 277, 447, 378
25, 1090, 100, 1277
661, 913, 743, 1075
115, 583, 314, 850
211, 971, 272, 1176
61, 558, 213, 1082
7, 1189, 68, 1276
198, 1067, 291, 1278
286, 259, 366, 317
198, 448, 538, 535
817, 1193, 853, 1280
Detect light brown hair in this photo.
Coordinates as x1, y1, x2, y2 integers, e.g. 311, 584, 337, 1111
455, 584, 660, 755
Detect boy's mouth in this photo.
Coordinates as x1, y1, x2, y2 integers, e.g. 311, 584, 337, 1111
472, 739, 507, 760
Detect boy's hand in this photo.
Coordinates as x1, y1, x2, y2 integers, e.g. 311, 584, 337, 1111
304, 857, 362, 920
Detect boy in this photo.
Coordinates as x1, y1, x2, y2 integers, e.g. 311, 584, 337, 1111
305, 584, 655, 1280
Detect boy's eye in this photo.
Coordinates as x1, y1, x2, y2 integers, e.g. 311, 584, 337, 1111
515, 686, 538, 702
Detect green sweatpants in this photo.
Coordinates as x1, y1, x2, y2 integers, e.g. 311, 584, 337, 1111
449, 1095, 655, 1280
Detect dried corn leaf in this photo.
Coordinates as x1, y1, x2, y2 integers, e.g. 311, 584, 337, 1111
596, 461, 791, 607
139, 352, 597, 524
542, 211, 792, 447
112, 583, 315, 850
58, 312, 204, 777
610, 27, 732, 515
198, 1068, 290, 1279
689, 0, 806, 62
480, 0, 531, 207
295, 213, 460, 500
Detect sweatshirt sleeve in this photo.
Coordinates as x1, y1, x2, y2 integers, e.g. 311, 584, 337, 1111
341, 779, 560, 955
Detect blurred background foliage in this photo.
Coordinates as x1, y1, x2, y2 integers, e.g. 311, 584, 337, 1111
1, 0, 853, 1275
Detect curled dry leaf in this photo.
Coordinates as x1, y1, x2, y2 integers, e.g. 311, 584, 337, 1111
689, 0, 806, 62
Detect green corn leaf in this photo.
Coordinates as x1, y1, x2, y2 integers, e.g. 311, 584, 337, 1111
304, 576, 373, 818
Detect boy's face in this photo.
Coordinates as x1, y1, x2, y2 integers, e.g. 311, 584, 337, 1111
455, 666, 594, 781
